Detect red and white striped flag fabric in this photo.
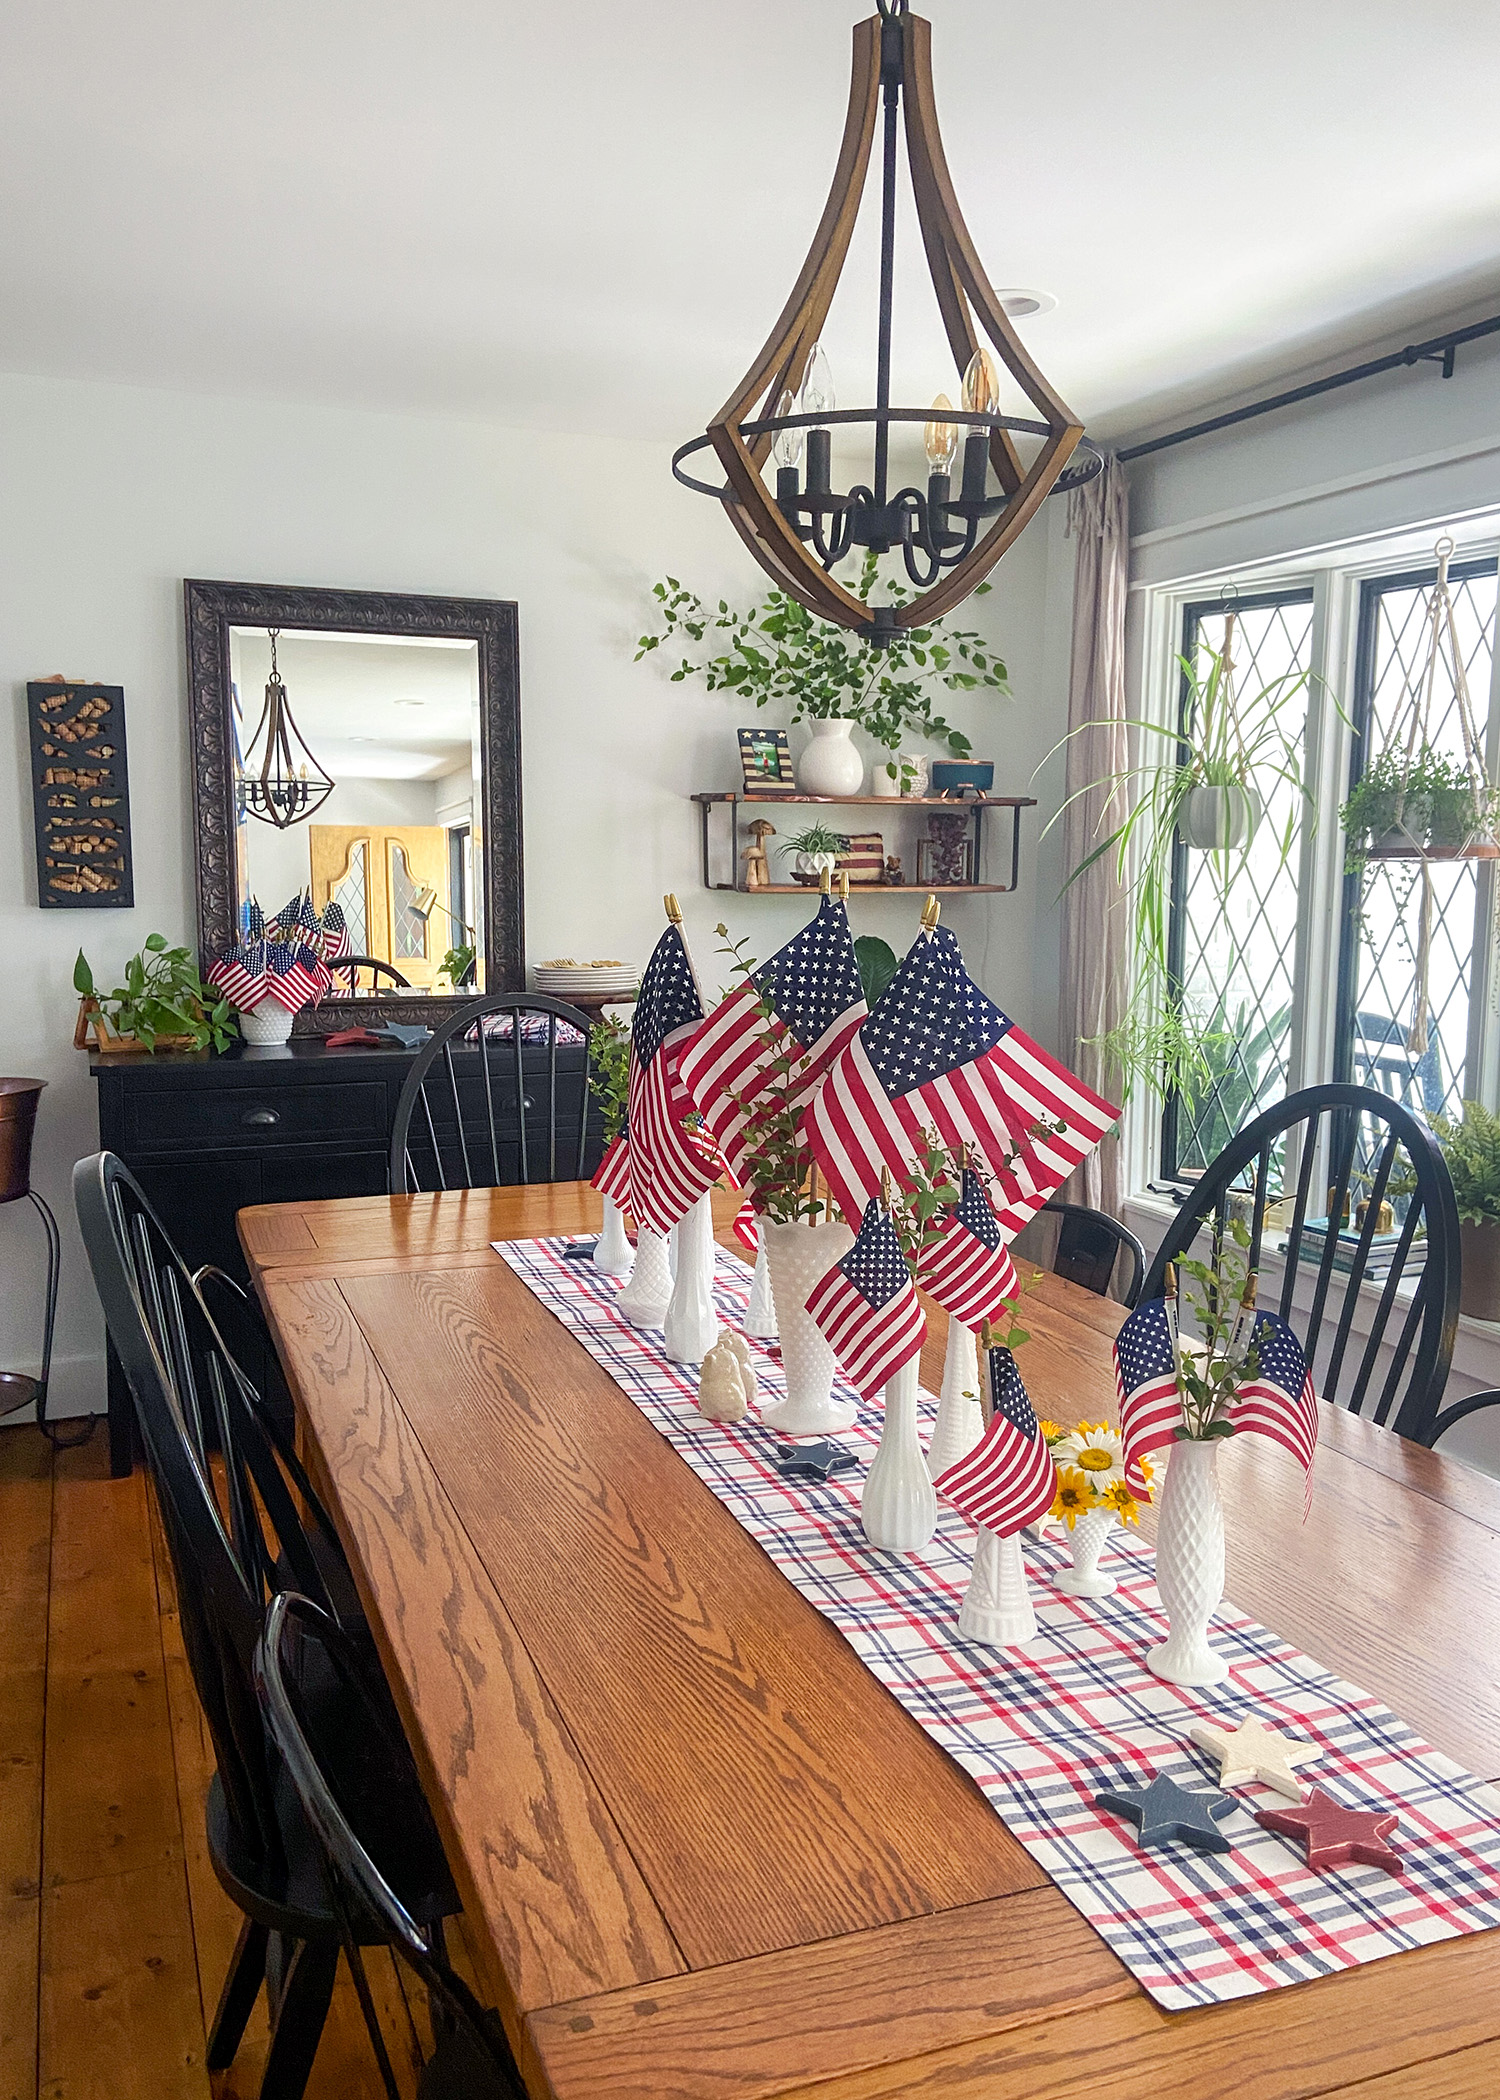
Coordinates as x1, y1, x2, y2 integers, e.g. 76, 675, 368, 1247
628, 924, 723, 1235
731, 1198, 759, 1253
1114, 1295, 1183, 1495
1235, 1310, 1318, 1513
917, 1167, 1018, 1327
805, 924, 1117, 1250
592, 1133, 632, 1208
935, 1346, 1057, 1537
205, 951, 267, 1012
679, 895, 866, 1178
261, 942, 329, 1012
803, 1200, 926, 1402
317, 899, 352, 961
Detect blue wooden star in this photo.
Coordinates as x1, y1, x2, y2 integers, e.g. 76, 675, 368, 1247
1094, 1772, 1238, 1853
774, 1438, 858, 1483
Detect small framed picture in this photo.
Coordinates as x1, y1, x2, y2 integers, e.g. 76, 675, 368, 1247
738, 726, 796, 793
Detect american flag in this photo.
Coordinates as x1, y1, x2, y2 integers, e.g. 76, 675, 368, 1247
592, 1133, 632, 1208
628, 925, 724, 1234
269, 891, 307, 942
679, 896, 866, 1177
918, 1167, 1018, 1326
1235, 1309, 1318, 1511
805, 924, 1117, 1251
803, 1200, 926, 1401
260, 941, 329, 1012
206, 950, 267, 1012
731, 1198, 759, 1253
934, 1346, 1058, 1536
1114, 1295, 1183, 1495
317, 899, 352, 961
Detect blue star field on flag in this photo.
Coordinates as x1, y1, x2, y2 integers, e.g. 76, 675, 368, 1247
804, 1200, 927, 1400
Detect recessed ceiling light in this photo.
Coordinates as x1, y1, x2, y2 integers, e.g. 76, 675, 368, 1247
395, 698, 427, 708
994, 287, 1057, 318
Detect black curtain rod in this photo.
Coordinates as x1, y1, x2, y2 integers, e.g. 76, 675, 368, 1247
1116, 312, 1500, 464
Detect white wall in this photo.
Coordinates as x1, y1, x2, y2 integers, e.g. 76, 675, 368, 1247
0, 368, 1056, 1416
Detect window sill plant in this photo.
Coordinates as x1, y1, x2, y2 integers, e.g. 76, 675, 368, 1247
1429, 1099, 1500, 1321
73, 936, 236, 1056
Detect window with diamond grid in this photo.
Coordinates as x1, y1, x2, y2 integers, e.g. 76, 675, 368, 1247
1162, 589, 1315, 1178
1335, 558, 1498, 1122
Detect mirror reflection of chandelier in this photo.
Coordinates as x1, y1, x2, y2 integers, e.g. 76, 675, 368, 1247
672, 0, 1103, 645
239, 629, 336, 829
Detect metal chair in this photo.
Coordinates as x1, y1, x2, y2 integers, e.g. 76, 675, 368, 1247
1352, 1009, 1444, 1118
73, 1151, 458, 2100
1040, 1201, 1146, 1307
1427, 1388, 1500, 1451
1140, 1083, 1460, 1446
326, 956, 411, 993
258, 1592, 526, 2100
389, 993, 599, 1194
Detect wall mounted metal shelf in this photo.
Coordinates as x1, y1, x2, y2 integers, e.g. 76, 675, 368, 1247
692, 790, 1036, 896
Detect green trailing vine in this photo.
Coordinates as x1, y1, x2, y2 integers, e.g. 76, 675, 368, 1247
586, 1014, 631, 1144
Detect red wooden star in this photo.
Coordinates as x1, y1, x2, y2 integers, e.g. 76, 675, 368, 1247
1256, 1787, 1401, 1874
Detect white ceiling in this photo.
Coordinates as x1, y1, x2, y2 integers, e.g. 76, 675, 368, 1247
4, 2, 1500, 445
229, 629, 476, 780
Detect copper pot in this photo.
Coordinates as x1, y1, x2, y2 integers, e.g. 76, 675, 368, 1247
0, 1079, 46, 1205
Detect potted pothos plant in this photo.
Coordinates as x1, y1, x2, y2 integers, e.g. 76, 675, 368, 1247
73, 936, 236, 1055
1429, 1100, 1500, 1320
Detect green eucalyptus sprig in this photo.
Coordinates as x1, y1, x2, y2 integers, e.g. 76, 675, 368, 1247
978, 1267, 1045, 1357
1170, 1222, 1261, 1440
586, 1014, 631, 1144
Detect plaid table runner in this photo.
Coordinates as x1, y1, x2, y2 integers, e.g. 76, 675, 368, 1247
495, 1234, 1500, 2011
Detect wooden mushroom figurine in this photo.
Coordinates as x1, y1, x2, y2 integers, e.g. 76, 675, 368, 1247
697, 1336, 749, 1422
745, 818, 775, 890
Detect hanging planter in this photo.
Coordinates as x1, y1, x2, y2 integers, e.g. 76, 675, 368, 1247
1179, 783, 1263, 852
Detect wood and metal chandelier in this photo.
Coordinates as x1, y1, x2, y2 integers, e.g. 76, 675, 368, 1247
673, 0, 1102, 645
238, 629, 336, 830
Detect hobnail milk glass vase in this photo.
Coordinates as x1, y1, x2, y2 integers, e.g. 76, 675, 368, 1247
239, 999, 295, 1045
663, 1192, 720, 1364
1146, 1438, 1230, 1686
925, 1320, 984, 1481
1055, 1506, 1118, 1599
618, 1223, 673, 1326
862, 1357, 938, 1552
594, 1197, 632, 1278
759, 1217, 856, 1434
958, 1528, 1037, 1648
744, 1239, 778, 1339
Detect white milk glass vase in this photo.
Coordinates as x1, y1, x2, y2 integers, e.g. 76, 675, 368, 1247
1146, 1438, 1230, 1687
663, 1192, 720, 1364
744, 1239, 778, 1339
925, 1320, 983, 1481
239, 999, 295, 1046
797, 717, 864, 797
759, 1217, 856, 1433
958, 1527, 1037, 1648
1055, 1506, 1118, 1599
594, 1197, 632, 1278
862, 1357, 938, 1552
618, 1223, 673, 1326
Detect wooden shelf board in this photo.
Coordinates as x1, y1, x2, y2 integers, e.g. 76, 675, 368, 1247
713, 883, 1012, 896
692, 791, 1036, 808
1362, 843, 1500, 861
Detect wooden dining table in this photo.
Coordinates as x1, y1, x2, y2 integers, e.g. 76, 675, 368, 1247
241, 1182, 1500, 2100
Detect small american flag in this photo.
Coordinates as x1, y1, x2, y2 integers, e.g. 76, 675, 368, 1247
592, 1133, 632, 1208
917, 1167, 1018, 1327
803, 1200, 926, 1401
1235, 1309, 1318, 1511
260, 941, 328, 1012
731, 1198, 759, 1253
206, 952, 267, 1012
628, 925, 723, 1234
680, 896, 865, 1177
317, 899, 352, 961
269, 891, 307, 942
1114, 1296, 1182, 1495
805, 924, 1117, 1252
934, 1346, 1057, 1536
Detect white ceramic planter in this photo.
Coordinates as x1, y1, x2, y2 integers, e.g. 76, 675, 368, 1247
617, 1223, 673, 1326
663, 1192, 720, 1364
1146, 1438, 1230, 1687
594, 1196, 633, 1278
239, 999, 295, 1045
925, 1320, 984, 1481
1179, 783, 1261, 851
759, 1217, 857, 1434
862, 1357, 938, 1552
797, 718, 865, 797
959, 1527, 1037, 1648
744, 1239, 778, 1339
1055, 1506, 1118, 1599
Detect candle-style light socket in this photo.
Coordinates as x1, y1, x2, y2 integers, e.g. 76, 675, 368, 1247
807, 427, 832, 496
960, 429, 989, 506
775, 465, 801, 510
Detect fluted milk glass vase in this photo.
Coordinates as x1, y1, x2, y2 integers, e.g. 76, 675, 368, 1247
1146, 1438, 1229, 1687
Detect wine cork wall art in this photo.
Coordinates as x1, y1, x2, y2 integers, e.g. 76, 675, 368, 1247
27, 679, 135, 908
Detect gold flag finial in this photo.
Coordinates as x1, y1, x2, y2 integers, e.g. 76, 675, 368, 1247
664, 893, 683, 925
838, 869, 850, 902
920, 894, 941, 932
819, 863, 833, 896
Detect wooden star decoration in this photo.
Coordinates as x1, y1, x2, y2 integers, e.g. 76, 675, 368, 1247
774, 1438, 858, 1484
1093, 1773, 1237, 1854
1189, 1716, 1320, 1801
1255, 1788, 1402, 1874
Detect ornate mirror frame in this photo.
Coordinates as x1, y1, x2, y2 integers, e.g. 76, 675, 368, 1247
184, 579, 523, 1034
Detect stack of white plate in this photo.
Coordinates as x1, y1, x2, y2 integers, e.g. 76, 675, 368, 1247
533, 961, 640, 997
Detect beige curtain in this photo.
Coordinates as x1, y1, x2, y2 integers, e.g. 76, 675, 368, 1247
1059, 458, 1131, 1216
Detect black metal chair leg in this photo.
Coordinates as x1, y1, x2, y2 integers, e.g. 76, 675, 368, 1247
259, 1937, 339, 2100
206, 1914, 269, 2070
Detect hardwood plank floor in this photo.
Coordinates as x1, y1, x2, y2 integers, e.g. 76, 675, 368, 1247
0, 1425, 435, 2100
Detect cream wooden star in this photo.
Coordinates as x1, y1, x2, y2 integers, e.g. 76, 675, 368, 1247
1189, 1717, 1320, 1801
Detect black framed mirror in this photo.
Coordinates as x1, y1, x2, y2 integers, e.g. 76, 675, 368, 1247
184, 580, 523, 1034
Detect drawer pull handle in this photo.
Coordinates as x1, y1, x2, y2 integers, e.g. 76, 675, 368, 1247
241, 1108, 280, 1127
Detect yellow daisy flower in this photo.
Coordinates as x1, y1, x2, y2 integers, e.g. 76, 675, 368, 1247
1038, 1418, 1064, 1444
1101, 1478, 1141, 1524
1054, 1422, 1128, 1491
1051, 1467, 1096, 1529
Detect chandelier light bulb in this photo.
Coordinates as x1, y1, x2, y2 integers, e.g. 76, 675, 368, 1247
924, 394, 959, 474
772, 391, 804, 470
800, 343, 835, 421
962, 347, 1000, 419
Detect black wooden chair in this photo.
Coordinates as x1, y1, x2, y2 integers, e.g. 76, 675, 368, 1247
258, 1592, 526, 2100
1141, 1083, 1460, 1446
389, 993, 599, 1194
326, 956, 411, 993
73, 1151, 458, 2100
1040, 1201, 1146, 1306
